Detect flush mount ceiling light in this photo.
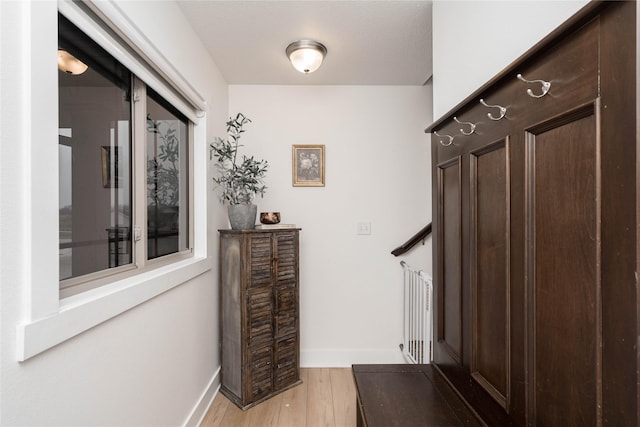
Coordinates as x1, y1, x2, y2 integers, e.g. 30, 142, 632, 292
58, 49, 88, 75
286, 40, 327, 74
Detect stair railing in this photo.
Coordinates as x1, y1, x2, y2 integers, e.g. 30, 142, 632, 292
391, 223, 432, 256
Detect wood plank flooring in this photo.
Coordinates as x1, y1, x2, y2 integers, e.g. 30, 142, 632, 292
201, 368, 357, 427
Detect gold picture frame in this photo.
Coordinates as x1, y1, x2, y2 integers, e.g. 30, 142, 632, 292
292, 144, 325, 187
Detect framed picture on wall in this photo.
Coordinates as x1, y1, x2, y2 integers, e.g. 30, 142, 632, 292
292, 144, 325, 187
101, 146, 119, 188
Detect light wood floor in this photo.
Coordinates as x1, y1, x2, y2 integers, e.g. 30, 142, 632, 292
201, 368, 357, 427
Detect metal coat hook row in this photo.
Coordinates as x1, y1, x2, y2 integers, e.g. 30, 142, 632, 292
479, 99, 507, 121
517, 73, 551, 98
433, 131, 454, 147
453, 116, 476, 135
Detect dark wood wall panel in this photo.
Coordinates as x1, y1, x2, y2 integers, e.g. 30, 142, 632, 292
470, 141, 509, 408
528, 109, 599, 426
438, 158, 463, 363
599, 3, 638, 424
426, 3, 637, 425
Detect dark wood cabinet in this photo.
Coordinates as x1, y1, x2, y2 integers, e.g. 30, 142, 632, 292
219, 228, 302, 410
427, 2, 638, 425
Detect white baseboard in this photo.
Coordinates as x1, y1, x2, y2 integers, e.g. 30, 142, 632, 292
183, 366, 221, 427
301, 348, 406, 367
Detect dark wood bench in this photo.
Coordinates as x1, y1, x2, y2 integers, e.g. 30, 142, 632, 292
352, 364, 481, 427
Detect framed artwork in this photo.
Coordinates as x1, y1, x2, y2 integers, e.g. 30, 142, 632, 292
101, 146, 119, 188
292, 144, 325, 187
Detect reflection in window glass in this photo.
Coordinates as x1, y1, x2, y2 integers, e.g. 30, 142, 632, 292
146, 89, 189, 259
58, 13, 132, 281
58, 141, 73, 280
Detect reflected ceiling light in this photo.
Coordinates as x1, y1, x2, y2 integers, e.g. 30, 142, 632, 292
286, 40, 327, 74
58, 49, 88, 75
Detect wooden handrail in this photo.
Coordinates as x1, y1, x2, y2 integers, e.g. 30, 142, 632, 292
391, 223, 432, 256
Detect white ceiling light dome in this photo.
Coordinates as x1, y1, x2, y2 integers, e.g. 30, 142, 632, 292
286, 40, 327, 74
58, 49, 88, 75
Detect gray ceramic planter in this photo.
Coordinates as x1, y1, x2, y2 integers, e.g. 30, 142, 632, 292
228, 204, 257, 230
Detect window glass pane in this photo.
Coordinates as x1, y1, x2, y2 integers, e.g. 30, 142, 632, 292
59, 140, 73, 280
146, 88, 189, 260
58, 13, 132, 281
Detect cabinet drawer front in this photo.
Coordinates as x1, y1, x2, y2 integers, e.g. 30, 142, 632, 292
248, 344, 273, 401
247, 288, 273, 345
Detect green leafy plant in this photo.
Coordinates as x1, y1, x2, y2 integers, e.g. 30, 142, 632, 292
210, 113, 269, 205
147, 114, 180, 207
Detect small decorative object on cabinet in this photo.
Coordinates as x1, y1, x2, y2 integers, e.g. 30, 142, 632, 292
259, 211, 281, 224
219, 228, 302, 410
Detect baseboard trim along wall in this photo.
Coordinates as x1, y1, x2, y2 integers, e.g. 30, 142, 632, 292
184, 366, 221, 427
301, 349, 407, 368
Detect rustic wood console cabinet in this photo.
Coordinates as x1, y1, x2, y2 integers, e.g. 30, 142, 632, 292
423, 2, 639, 425
219, 228, 301, 410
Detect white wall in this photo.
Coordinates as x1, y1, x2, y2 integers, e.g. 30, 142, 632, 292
1, 1, 229, 425
432, 0, 589, 120
229, 85, 433, 366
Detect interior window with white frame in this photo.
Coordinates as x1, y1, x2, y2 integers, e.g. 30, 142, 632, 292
58, 12, 193, 296
146, 88, 190, 260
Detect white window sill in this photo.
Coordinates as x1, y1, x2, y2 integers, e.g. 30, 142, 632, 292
16, 256, 211, 361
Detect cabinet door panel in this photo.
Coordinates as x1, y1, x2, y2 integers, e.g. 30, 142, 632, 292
275, 285, 297, 338
470, 140, 509, 408
247, 287, 274, 345
436, 157, 463, 364
248, 343, 274, 401
274, 335, 299, 390
249, 234, 273, 288
527, 104, 599, 426
275, 232, 297, 284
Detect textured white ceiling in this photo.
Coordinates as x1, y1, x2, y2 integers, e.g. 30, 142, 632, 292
178, 1, 432, 86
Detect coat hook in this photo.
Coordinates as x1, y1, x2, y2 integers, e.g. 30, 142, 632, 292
433, 131, 454, 147
479, 99, 507, 121
517, 73, 551, 98
453, 117, 476, 135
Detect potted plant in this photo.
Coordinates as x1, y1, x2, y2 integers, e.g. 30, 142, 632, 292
210, 113, 269, 229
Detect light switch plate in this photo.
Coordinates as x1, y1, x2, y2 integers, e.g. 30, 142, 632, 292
357, 221, 371, 235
